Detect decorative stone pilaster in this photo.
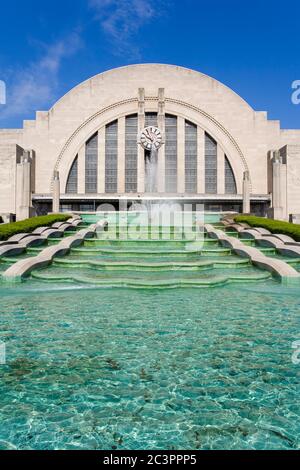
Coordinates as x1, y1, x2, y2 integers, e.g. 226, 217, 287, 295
157, 88, 165, 193
269, 150, 286, 220
52, 171, 60, 213
137, 88, 145, 193
243, 171, 251, 214
15, 151, 34, 221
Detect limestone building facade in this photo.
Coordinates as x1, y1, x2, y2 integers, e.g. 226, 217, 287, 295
0, 64, 300, 221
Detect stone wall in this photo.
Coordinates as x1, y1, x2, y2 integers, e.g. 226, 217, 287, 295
0, 130, 23, 213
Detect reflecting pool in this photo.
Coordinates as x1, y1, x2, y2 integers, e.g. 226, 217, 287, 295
0, 281, 299, 450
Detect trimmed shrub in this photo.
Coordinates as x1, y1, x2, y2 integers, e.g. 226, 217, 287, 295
0, 214, 71, 241
234, 215, 300, 241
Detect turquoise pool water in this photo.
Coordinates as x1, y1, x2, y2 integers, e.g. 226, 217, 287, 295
0, 216, 299, 449
0, 281, 299, 450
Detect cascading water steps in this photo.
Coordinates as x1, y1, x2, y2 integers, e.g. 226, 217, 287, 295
27, 220, 274, 288
31, 270, 271, 288
205, 221, 300, 285
51, 257, 251, 270
218, 224, 300, 269
0, 222, 89, 278
4, 214, 298, 287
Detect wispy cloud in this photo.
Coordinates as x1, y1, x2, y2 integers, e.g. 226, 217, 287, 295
0, 31, 82, 125
0, 1, 167, 126
89, 0, 162, 57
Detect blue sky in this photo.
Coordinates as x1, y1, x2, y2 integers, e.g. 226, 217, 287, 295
0, 0, 299, 128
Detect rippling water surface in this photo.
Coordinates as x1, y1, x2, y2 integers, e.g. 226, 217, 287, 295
0, 281, 299, 450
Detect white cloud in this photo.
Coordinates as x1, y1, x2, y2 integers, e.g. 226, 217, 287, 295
0, 31, 82, 124
0, 1, 167, 125
89, 0, 161, 57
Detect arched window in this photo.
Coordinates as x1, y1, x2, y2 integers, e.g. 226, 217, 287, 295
205, 133, 217, 194
66, 155, 78, 194
105, 120, 118, 193
66, 114, 238, 198
125, 114, 138, 192
185, 120, 197, 193
85, 133, 98, 193
145, 112, 158, 127
165, 114, 178, 193
225, 155, 237, 194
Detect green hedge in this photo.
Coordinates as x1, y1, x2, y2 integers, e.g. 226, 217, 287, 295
234, 215, 300, 241
0, 214, 71, 241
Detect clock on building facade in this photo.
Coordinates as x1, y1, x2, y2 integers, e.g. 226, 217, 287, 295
139, 126, 163, 150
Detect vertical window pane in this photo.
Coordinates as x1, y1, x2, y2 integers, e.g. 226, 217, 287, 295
185, 121, 197, 193
85, 133, 98, 193
125, 114, 138, 192
165, 114, 177, 193
225, 155, 237, 194
105, 120, 118, 193
66, 155, 78, 194
145, 112, 157, 127
205, 133, 217, 194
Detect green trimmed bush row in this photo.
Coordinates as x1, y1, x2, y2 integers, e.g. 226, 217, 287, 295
0, 214, 71, 241
234, 215, 300, 242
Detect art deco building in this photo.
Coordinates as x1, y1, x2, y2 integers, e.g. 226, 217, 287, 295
0, 64, 300, 221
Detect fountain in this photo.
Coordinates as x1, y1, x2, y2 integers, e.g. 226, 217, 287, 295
129, 145, 179, 224
127, 143, 196, 238
145, 147, 158, 193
